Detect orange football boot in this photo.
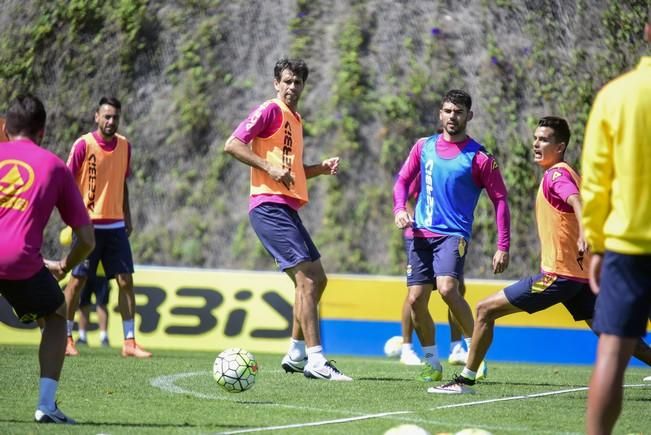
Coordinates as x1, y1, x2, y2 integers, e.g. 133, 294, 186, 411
65, 336, 79, 357
121, 338, 152, 358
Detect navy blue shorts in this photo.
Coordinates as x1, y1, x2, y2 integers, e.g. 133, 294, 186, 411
504, 272, 595, 321
79, 275, 111, 307
593, 251, 651, 338
249, 203, 320, 271
72, 227, 134, 280
407, 235, 467, 286
0, 267, 64, 323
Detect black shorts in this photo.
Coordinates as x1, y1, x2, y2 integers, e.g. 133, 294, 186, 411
0, 267, 64, 323
79, 275, 111, 307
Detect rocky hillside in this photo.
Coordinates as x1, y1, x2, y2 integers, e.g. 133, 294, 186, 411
0, 0, 648, 278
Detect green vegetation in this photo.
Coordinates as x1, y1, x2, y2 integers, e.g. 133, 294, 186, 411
1, 345, 650, 434
0, 1, 648, 277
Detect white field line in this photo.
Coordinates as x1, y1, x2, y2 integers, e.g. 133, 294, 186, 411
150, 372, 648, 434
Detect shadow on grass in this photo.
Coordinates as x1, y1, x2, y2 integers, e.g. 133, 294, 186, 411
0, 419, 256, 429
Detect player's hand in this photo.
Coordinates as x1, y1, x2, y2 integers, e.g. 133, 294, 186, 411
268, 166, 294, 189
589, 254, 603, 295
394, 210, 413, 229
44, 259, 68, 281
321, 157, 339, 175
492, 249, 509, 274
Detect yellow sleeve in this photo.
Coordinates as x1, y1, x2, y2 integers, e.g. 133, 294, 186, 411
580, 91, 614, 253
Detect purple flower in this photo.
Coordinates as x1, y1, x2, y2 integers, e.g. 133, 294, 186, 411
431, 27, 441, 36
491, 56, 499, 65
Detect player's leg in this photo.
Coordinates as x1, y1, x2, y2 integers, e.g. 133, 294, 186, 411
103, 227, 149, 358
62, 270, 88, 356
76, 277, 94, 346
400, 237, 421, 365
587, 334, 636, 435
1, 268, 75, 423
95, 277, 111, 346
448, 278, 467, 365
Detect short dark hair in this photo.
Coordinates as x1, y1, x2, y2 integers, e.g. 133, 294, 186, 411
5, 94, 46, 138
274, 58, 309, 82
442, 89, 472, 111
97, 96, 122, 111
537, 116, 571, 146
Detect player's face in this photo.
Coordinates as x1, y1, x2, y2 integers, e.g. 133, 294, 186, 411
274, 69, 305, 111
439, 102, 472, 137
95, 104, 120, 139
532, 126, 564, 168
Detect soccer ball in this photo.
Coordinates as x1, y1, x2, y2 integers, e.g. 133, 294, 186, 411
384, 335, 403, 358
213, 348, 258, 393
384, 424, 430, 435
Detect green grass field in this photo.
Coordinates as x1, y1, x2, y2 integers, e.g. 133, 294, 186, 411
1, 344, 649, 434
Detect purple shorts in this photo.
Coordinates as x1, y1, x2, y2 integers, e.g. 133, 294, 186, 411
72, 227, 134, 280
249, 203, 320, 271
407, 235, 467, 286
79, 275, 111, 307
504, 272, 595, 321
593, 251, 651, 338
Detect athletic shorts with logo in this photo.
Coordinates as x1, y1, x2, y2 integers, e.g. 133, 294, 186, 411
0, 267, 64, 323
407, 235, 467, 286
72, 227, 134, 279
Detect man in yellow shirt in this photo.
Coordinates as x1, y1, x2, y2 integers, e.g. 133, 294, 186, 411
582, 12, 651, 435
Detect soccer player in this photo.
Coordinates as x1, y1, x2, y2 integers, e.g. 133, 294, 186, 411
583, 13, 651, 434
0, 94, 95, 423
393, 89, 510, 382
429, 116, 651, 395
63, 97, 151, 358
224, 58, 351, 381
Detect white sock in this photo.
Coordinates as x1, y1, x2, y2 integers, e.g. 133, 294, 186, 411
100, 330, 108, 341
37, 378, 58, 412
402, 342, 414, 354
123, 319, 135, 339
450, 340, 462, 352
66, 320, 74, 337
288, 338, 306, 360
422, 345, 440, 367
461, 367, 477, 380
464, 337, 472, 350
306, 345, 327, 367
78, 329, 87, 341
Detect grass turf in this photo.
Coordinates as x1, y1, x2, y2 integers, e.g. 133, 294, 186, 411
0, 344, 649, 434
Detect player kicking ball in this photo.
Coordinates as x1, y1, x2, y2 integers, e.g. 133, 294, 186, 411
429, 117, 651, 394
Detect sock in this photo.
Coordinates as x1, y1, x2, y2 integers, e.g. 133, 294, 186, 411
288, 338, 306, 360
37, 378, 58, 412
78, 329, 87, 341
422, 345, 440, 367
461, 367, 477, 380
100, 330, 108, 341
450, 340, 462, 352
306, 345, 327, 367
123, 319, 135, 340
464, 337, 472, 351
402, 342, 414, 354
66, 320, 74, 337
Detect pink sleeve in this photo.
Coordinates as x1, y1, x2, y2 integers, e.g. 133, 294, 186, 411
542, 168, 578, 212
232, 102, 283, 144
473, 152, 511, 251
56, 164, 91, 228
393, 139, 425, 215
67, 138, 86, 175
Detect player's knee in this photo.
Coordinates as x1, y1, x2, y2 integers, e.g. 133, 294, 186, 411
476, 299, 497, 323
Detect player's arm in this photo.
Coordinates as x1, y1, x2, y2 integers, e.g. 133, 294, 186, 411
476, 153, 510, 273
123, 182, 132, 237
304, 157, 339, 178
393, 141, 423, 229
224, 103, 293, 188
45, 224, 96, 280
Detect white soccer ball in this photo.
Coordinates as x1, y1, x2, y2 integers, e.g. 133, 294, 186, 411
384, 424, 430, 435
384, 335, 403, 358
213, 348, 258, 393
455, 429, 493, 435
